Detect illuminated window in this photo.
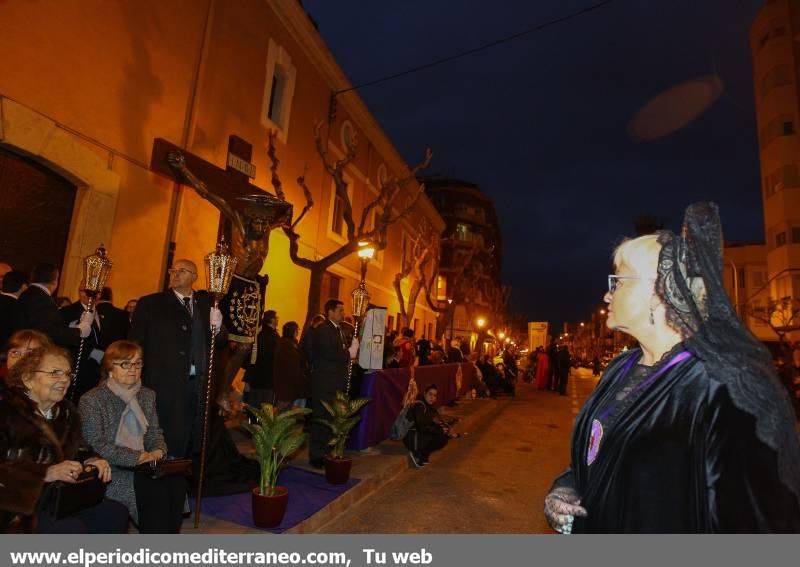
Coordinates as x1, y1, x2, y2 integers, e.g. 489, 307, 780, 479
261, 39, 297, 142
436, 275, 448, 300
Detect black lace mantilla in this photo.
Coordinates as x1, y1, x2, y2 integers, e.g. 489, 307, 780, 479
654, 202, 800, 502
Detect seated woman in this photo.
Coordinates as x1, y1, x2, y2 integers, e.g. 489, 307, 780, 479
79, 340, 185, 533
2, 330, 52, 382
6, 344, 128, 533
403, 384, 456, 468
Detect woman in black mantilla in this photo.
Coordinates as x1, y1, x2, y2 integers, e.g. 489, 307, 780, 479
544, 203, 800, 533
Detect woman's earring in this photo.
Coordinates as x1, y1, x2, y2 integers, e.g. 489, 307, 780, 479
649, 306, 655, 325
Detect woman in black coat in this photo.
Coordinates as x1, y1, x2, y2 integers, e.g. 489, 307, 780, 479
2, 345, 128, 533
273, 322, 310, 408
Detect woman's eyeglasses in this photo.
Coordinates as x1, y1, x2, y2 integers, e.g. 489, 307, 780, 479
7, 348, 34, 358
33, 369, 76, 379
607, 275, 654, 294
113, 361, 144, 370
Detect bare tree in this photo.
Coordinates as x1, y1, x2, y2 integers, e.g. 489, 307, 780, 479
423, 240, 507, 345
268, 125, 433, 325
392, 219, 441, 330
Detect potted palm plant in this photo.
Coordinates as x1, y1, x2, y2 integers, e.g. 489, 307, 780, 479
242, 403, 311, 528
318, 391, 370, 484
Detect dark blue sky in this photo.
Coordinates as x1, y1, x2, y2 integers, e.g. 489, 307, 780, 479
303, 0, 766, 327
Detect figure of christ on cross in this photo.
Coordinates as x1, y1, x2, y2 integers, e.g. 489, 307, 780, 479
152, 136, 292, 412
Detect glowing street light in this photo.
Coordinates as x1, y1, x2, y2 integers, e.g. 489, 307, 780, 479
476, 317, 486, 329
498, 331, 506, 340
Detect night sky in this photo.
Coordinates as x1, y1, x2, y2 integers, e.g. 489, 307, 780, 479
303, 0, 767, 329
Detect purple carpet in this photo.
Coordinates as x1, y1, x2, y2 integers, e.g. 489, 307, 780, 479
191, 466, 359, 533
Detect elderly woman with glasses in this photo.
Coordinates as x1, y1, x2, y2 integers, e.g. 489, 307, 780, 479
544, 203, 800, 533
2, 344, 127, 533
79, 340, 185, 533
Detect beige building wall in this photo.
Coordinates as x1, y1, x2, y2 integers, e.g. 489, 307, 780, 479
751, 0, 800, 325
0, 0, 444, 335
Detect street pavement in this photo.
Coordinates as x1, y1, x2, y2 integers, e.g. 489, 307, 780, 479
319, 367, 599, 533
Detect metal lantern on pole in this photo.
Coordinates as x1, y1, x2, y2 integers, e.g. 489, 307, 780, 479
345, 241, 375, 396
194, 239, 237, 529
71, 245, 112, 401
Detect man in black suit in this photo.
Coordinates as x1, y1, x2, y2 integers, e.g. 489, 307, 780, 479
129, 259, 222, 458
61, 286, 130, 399
304, 299, 359, 468
18, 263, 93, 349
0, 270, 28, 348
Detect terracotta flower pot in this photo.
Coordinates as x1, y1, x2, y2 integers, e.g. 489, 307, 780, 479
324, 456, 353, 485
251, 486, 288, 528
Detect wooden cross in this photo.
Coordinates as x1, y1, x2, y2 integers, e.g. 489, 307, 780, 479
150, 135, 264, 240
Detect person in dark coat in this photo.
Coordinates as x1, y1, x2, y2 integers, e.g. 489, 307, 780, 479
416, 336, 431, 366
128, 259, 222, 459
403, 384, 453, 467
60, 286, 129, 401
447, 339, 464, 363
243, 310, 279, 407
304, 299, 359, 468
556, 345, 572, 396
273, 321, 310, 408
0, 270, 27, 349
547, 342, 559, 391
18, 264, 93, 350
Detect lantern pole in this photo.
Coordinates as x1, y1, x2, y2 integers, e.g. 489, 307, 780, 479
194, 239, 237, 529
346, 241, 375, 397
71, 245, 112, 402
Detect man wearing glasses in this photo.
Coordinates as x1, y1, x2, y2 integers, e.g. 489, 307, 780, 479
129, 259, 223, 459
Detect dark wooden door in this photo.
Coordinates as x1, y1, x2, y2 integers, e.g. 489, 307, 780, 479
0, 147, 77, 275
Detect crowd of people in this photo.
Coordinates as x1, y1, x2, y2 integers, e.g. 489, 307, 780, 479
0, 260, 365, 532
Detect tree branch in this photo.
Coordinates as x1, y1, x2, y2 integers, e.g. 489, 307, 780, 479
291, 166, 314, 230
267, 130, 286, 201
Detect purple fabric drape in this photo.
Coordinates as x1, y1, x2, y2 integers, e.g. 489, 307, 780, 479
348, 363, 475, 450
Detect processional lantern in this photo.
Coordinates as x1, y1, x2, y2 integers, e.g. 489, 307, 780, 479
71, 245, 112, 400
195, 239, 237, 529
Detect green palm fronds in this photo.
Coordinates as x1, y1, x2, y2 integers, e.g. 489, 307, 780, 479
315, 391, 371, 459
245, 403, 311, 496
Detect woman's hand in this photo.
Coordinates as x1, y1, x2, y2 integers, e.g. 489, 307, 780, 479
44, 460, 83, 483
544, 486, 588, 534
84, 458, 112, 483
137, 450, 163, 465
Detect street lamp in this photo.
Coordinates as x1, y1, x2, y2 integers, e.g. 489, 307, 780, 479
498, 331, 506, 340
357, 240, 376, 281
447, 298, 454, 345
476, 317, 486, 329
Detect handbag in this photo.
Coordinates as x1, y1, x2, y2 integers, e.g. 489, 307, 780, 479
50, 464, 106, 519
389, 401, 422, 441
133, 457, 193, 479
0, 461, 47, 516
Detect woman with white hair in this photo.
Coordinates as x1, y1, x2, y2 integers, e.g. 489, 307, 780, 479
544, 202, 800, 533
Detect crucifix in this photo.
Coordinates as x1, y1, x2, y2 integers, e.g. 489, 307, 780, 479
150, 135, 292, 411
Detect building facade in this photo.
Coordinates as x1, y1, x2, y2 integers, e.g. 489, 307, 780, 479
729, 0, 800, 343
0, 0, 444, 334
423, 176, 505, 350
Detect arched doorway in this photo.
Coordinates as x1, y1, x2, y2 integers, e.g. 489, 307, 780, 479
0, 146, 77, 276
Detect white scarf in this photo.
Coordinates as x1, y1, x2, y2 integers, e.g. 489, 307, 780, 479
105, 379, 148, 451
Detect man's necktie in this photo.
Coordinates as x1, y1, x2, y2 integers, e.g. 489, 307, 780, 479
182, 296, 193, 317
